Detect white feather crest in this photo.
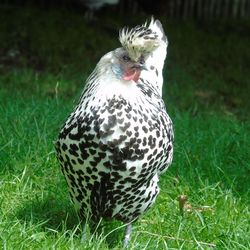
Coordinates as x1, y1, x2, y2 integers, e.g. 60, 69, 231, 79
119, 17, 166, 61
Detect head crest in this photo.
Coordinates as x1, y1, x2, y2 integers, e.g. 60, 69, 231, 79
119, 18, 161, 61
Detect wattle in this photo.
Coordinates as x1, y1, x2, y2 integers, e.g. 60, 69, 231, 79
122, 69, 141, 82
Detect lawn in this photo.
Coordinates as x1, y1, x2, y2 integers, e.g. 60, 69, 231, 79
0, 5, 249, 249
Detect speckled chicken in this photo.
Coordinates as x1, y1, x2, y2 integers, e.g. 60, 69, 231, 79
55, 18, 173, 246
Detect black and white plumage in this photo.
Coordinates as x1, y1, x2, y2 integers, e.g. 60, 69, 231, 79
55, 18, 173, 245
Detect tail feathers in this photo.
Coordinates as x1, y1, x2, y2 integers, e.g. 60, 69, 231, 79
140, 18, 168, 96
146, 18, 168, 67
146, 18, 167, 46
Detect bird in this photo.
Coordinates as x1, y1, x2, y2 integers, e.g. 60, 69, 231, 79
80, 0, 120, 19
82, 0, 119, 10
55, 18, 174, 246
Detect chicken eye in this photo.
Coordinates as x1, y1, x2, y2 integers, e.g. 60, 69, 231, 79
122, 55, 131, 62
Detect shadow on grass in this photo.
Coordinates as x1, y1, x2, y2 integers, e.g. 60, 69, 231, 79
15, 196, 124, 248
94, 220, 124, 248
15, 196, 79, 232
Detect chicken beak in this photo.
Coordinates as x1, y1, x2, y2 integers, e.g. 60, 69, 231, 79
132, 64, 148, 71
140, 64, 148, 71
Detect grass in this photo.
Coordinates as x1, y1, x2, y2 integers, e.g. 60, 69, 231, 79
0, 5, 250, 249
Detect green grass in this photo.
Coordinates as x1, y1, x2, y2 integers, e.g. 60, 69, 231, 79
0, 6, 250, 249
